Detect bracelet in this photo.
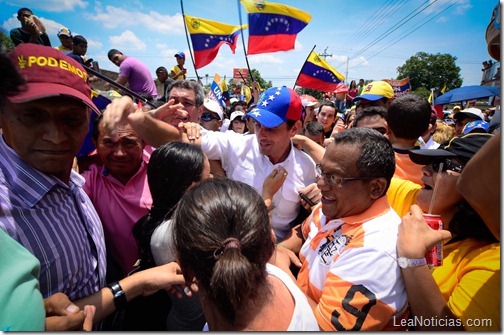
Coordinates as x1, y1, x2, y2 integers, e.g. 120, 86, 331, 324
276, 243, 287, 249
107, 281, 127, 310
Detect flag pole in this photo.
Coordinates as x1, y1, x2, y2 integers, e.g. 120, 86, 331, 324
237, 0, 254, 82
180, 0, 200, 82
293, 45, 316, 90
83, 64, 157, 109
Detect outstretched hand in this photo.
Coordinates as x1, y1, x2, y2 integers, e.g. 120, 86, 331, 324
298, 183, 321, 210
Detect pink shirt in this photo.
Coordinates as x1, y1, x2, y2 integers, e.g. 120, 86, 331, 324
82, 152, 152, 275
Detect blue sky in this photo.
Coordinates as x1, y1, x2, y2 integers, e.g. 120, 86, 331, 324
0, 0, 498, 89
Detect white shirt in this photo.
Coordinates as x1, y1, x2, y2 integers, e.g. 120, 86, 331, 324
201, 130, 317, 241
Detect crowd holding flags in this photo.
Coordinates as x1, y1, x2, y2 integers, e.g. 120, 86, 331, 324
295, 48, 345, 92
240, 0, 311, 55
184, 14, 244, 69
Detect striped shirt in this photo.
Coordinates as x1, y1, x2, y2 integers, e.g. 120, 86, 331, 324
0, 136, 106, 301
297, 197, 408, 331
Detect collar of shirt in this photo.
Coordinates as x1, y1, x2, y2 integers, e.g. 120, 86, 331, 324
0, 136, 81, 207
321, 196, 391, 229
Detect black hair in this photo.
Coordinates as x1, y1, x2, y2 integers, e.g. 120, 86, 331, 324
172, 178, 274, 325
0, 52, 25, 97
166, 80, 205, 108
107, 49, 121, 60
72, 35, 87, 45
352, 106, 388, 128
17, 8, 32, 17
387, 93, 431, 139
303, 121, 325, 136
448, 200, 498, 244
133, 142, 206, 269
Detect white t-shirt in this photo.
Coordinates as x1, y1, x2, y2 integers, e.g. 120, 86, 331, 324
201, 130, 317, 241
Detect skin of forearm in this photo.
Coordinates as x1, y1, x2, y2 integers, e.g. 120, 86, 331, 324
279, 224, 304, 254
73, 272, 147, 323
401, 266, 463, 330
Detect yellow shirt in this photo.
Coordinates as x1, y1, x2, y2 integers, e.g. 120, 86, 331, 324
432, 238, 500, 331
386, 177, 421, 217
171, 65, 186, 80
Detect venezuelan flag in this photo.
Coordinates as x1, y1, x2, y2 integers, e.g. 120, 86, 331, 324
185, 14, 245, 69
240, 0, 311, 55
296, 51, 345, 92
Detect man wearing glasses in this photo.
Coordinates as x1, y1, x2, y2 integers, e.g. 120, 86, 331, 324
279, 128, 408, 331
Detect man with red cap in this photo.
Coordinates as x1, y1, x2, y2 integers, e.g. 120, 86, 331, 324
0, 45, 189, 327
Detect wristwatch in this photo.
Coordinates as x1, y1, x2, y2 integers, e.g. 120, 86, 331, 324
398, 256, 427, 268
107, 281, 127, 310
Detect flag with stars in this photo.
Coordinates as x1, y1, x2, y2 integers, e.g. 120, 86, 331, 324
240, 0, 311, 55
185, 14, 245, 69
295, 50, 345, 92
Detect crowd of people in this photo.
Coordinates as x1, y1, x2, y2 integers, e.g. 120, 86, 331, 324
0, 6, 501, 332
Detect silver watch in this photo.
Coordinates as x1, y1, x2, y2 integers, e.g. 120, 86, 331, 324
398, 256, 427, 268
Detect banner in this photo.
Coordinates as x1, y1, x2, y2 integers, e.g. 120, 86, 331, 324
382, 78, 411, 98
240, 0, 311, 55
207, 73, 226, 109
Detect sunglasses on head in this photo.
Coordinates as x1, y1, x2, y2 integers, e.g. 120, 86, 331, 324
430, 158, 463, 173
201, 112, 220, 122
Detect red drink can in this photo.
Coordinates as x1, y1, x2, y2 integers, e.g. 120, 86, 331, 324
423, 214, 443, 267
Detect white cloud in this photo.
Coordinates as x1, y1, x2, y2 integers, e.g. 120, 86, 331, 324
247, 53, 284, 64
109, 30, 146, 50
4, 0, 88, 12
84, 5, 184, 34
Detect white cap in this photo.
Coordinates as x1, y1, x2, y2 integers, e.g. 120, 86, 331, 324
229, 97, 239, 105
203, 99, 224, 120
230, 110, 245, 121
301, 99, 319, 108
454, 107, 484, 121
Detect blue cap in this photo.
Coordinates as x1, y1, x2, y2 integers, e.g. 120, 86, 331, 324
245, 86, 302, 128
462, 120, 489, 134
174, 51, 185, 58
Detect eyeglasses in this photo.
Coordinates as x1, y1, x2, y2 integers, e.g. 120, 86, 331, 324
201, 112, 220, 122
430, 158, 463, 173
315, 164, 371, 188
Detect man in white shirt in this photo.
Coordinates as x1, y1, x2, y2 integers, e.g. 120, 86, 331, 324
101, 86, 320, 241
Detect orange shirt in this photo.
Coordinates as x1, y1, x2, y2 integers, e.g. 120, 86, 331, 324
297, 197, 408, 331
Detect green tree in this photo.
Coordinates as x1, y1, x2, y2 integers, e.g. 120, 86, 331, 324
396, 52, 462, 96
0, 28, 15, 52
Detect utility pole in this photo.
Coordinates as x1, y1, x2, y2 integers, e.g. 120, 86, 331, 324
345, 56, 349, 84
320, 47, 332, 60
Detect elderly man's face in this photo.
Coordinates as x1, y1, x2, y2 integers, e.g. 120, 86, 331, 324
94, 120, 144, 185
317, 142, 374, 219
1, 96, 90, 184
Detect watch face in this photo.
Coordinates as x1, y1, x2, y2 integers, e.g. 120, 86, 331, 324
398, 257, 408, 268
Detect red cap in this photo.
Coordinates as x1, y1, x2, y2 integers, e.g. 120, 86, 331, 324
6, 44, 98, 113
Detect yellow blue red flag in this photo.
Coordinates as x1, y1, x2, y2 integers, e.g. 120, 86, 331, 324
295, 50, 345, 92
185, 14, 245, 69
240, 0, 311, 55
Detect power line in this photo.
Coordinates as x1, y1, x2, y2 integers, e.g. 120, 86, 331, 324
348, 0, 438, 61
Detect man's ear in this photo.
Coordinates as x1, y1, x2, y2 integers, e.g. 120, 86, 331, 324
290, 120, 302, 137
369, 177, 387, 199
